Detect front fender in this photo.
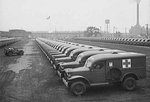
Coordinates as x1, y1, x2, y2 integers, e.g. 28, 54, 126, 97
68, 75, 90, 84
121, 72, 138, 81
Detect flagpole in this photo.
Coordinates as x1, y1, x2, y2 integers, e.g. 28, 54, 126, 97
46, 16, 50, 33
49, 18, 50, 33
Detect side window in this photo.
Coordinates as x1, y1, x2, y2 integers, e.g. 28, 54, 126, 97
93, 62, 104, 70
82, 58, 86, 63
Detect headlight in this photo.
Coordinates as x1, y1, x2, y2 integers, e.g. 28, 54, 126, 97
61, 66, 64, 70
51, 59, 54, 63
55, 60, 58, 65
61, 69, 65, 73
67, 73, 72, 78
52, 56, 54, 60
56, 64, 60, 70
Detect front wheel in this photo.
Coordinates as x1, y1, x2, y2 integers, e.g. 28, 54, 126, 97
70, 81, 86, 96
122, 77, 136, 91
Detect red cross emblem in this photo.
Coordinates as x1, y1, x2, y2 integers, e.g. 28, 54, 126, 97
122, 59, 131, 68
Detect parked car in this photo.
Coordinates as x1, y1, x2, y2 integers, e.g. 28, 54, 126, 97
4, 48, 24, 56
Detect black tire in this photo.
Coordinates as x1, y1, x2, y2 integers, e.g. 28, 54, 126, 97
122, 77, 136, 91
4, 49, 7, 54
8, 51, 13, 56
70, 81, 86, 96
5, 52, 8, 56
19, 51, 24, 55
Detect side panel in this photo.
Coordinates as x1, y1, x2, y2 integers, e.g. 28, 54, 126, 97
105, 56, 146, 80
105, 59, 122, 80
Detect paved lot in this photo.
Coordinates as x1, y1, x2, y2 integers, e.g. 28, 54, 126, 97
0, 38, 150, 102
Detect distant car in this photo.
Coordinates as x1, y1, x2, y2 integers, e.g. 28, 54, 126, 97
4, 48, 24, 56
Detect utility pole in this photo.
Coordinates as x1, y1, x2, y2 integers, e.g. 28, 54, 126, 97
105, 19, 110, 36
146, 24, 149, 39
125, 27, 127, 37
106, 24, 108, 34
99, 26, 101, 31
113, 26, 115, 34
46, 16, 51, 32
113, 26, 115, 38
48, 18, 51, 32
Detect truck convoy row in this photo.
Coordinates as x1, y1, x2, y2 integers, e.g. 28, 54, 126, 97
36, 38, 146, 96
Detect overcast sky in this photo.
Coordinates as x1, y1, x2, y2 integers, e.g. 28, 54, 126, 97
0, 0, 150, 32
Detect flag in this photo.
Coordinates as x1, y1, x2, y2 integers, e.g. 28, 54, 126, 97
46, 16, 50, 20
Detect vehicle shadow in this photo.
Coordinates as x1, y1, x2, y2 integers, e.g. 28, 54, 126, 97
84, 84, 145, 97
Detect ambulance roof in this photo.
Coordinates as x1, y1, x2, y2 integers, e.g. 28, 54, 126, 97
80, 49, 125, 56
88, 52, 145, 62
71, 47, 105, 53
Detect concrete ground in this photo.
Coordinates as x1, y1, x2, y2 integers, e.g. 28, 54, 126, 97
0, 38, 150, 102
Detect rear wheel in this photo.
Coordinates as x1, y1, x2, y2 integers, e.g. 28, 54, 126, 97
122, 77, 136, 91
70, 81, 86, 96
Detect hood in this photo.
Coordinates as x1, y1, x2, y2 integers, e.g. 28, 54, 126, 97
56, 57, 71, 61
60, 61, 79, 66
54, 54, 65, 57
64, 67, 89, 72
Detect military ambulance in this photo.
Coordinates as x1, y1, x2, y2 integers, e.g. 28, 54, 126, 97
51, 45, 98, 66
53, 47, 108, 70
48, 44, 87, 64
51, 46, 83, 68
37, 38, 62, 54
57, 50, 125, 78
62, 52, 146, 96
36, 39, 61, 61
55, 47, 106, 63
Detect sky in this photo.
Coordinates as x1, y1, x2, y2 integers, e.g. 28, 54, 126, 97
0, 0, 150, 32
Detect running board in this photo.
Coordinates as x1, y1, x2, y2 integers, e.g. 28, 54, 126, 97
90, 82, 109, 86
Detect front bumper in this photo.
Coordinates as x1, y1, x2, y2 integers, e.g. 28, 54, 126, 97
57, 67, 65, 78
62, 78, 68, 87
53, 64, 56, 69
57, 70, 62, 77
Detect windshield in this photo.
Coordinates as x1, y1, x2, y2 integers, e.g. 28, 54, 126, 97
64, 49, 69, 54
76, 55, 82, 62
84, 58, 93, 68
70, 50, 75, 57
